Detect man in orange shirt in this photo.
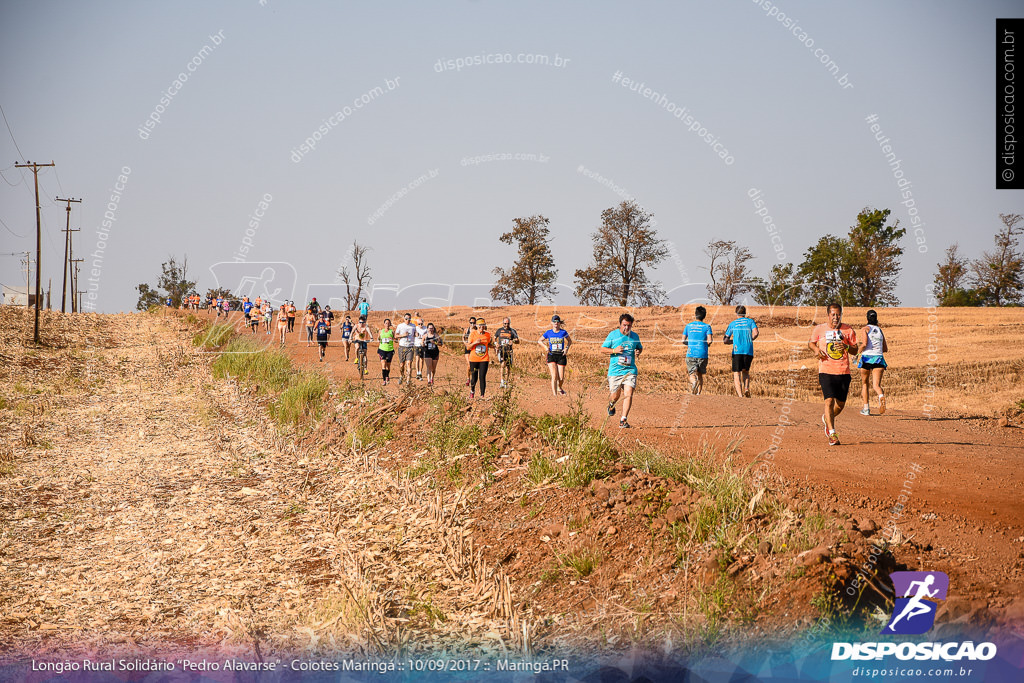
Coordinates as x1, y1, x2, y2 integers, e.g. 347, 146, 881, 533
808, 303, 858, 446
465, 319, 493, 400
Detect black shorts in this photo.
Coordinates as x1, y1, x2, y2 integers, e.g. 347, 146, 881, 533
423, 348, 439, 360
318, 340, 328, 348
497, 351, 514, 366
546, 353, 567, 366
731, 354, 753, 372
378, 349, 394, 362
415, 347, 425, 358
819, 373, 852, 401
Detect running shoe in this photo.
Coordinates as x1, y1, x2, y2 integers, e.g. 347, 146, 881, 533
500, 380, 506, 388
607, 401, 616, 416
744, 390, 751, 398
860, 405, 870, 416
619, 419, 631, 429
428, 379, 433, 387
560, 389, 567, 395
465, 379, 471, 387
469, 391, 475, 400
828, 430, 840, 446
878, 395, 886, 415
417, 372, 422, 380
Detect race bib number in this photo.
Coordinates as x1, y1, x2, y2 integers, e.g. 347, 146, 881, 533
549, 340, 564, 352
618, 353, 633, 366
500, 338, 511, 346
426, 339, 437, 350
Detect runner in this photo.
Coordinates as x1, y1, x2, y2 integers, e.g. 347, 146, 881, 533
857, 309, 889, 416
307, 297, 320, 316
351, 316, 373, 379
724, 305, 759, 398
395, 312, 417, 385
217, 295, 226, 318
262, 302, 272, 335
682, 305, 713, 396
222, 297, 230, 318
165, 295, 173, 316
324, 306, 335, 325
465, 319, 493, 399
314, 311, 331, 362
340, 315, 354, 362
414, 317, 428, 381
248, 306, 260, 334
808, 303, 858, 446
602, 312, 643, 428
494, 317, 520, 389
357, 298, 370, 319
539, 315, 572, 396
286, 300, 297, 332
377, 318, 396, 386
463, 316, 477, 387
422, 322, 443, 386
303, 308, 316, 347
241, 296, 252, 326
277, 304, 288, 345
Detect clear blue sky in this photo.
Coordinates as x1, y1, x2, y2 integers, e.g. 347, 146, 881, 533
1, 1, 1019, 312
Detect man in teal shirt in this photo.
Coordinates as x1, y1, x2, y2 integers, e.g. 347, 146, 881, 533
724, 304, 759, 398
602, 313, 643, 428
682, 305, 713, 395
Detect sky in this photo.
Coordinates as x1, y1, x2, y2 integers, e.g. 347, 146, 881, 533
0, 0, 1020, 313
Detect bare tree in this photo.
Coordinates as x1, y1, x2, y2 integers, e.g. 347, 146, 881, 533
490, 215, 558, 305
704, 240, 755, 304
932, 244, 971, 305
971, 213, 1024, 306
338, 241, 373, 311
573, 200, 667, 307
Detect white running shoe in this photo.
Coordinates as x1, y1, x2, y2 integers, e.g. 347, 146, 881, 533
860, 406, 870, 416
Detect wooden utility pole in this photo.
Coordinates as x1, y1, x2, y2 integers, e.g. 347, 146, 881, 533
55, 196, 81, 313
70, 258, 83, 313
15, 161, 55, 343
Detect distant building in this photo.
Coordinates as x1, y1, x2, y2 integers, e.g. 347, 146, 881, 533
2, 286, 39, 307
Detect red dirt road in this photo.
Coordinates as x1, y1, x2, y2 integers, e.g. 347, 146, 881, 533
235, 312, 1024, 609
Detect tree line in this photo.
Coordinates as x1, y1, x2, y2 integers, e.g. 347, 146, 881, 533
136, 207, 1023, 311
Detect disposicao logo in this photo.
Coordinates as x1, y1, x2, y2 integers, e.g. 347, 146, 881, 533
883, 570, 948, 635
831, 570, 998, 662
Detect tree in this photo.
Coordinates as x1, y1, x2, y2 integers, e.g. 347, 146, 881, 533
848, 208, 906, 306
136, 256, 195, 310
932, 244, 976, 306
573, 200, 667, 307
796, 207, 905, 306
752, 263, 802, 306
797, 235, 857, 306
338, 241, 372, 311
704, 240, 755, 304
490, 215, 558, 305
971, 213, 1024, 306
135, 283, 163, 311
206, 287, 233, 301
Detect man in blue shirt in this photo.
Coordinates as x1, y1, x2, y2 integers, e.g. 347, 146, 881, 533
357, 298, 370, 318
724, 305, 759, 398
601, 312, 643, 428
682, 305, 713, 396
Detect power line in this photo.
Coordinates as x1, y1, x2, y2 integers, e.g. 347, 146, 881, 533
0, 103, 26, 161
0, 215, 25, 238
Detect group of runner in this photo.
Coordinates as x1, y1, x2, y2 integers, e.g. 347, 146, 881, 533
680, 303, 888, 445
194, 294, 889, 444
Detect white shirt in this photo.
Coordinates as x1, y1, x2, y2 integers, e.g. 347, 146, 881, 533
395, 322, 417, 347
862, 324, 885, 357
414, 324, 428, 347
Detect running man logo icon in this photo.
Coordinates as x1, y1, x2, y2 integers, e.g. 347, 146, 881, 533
882, 571, 949, 635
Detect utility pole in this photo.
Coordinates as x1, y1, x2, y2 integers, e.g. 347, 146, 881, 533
70, 258, 84, 313
55, 196, 81, 313
15, 161, 55, 344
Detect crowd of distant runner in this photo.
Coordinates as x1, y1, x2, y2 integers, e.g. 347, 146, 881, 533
175, 294, 889, 445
